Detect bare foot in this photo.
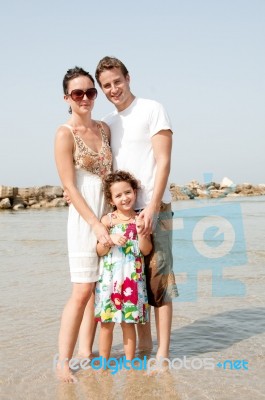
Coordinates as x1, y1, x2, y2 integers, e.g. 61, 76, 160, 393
56, 363, 78, 383
144, 357, 170, 376
76, 352, 97, 360
146, 364, 169, 376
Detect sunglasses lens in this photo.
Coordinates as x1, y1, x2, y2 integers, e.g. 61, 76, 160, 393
70, 90, 84, 101
86, 88, 97, 100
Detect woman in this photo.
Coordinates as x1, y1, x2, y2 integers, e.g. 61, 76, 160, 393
54, 66, 112, 382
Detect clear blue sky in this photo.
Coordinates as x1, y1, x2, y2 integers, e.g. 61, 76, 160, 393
0, 0, 264, 187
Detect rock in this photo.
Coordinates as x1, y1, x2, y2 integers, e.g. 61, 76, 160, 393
30, 203, 42, 209
187, 180, 201, 189
257, 184, 265, 195
0, 198, 12, 209
12, 196, 26, 210
207, 185, 216, 191
28, 199, 38, 206
204, 181, 216, 189
0, 186, 14, 199
226, 193, 241, 197
242, 183, 252, 189
1, 180, 264, 210
40, 185, 64, 198
209, 189, 227, 199
13, 203, 25, 210
180, 186, 195, 199
220, 177, 234, 189
47, 198, 67, 207
18, 187, 36, 200
196, 188, 209, 198
234, 183, 265, 196
170, 186, 190, 201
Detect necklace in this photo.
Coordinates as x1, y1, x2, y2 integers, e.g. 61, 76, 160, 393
116, 211, 134, 221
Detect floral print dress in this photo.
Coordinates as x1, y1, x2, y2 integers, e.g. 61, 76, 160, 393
95, 217, 149, 324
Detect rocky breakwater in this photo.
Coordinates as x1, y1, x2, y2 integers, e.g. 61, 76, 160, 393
170, 177, 265, 201
0, 185, 67, 210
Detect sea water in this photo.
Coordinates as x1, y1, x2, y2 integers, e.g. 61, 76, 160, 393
0, 197, 264, 399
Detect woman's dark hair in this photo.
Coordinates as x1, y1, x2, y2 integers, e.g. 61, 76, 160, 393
62, 66, 95, 114
63, 66, 95, 94
103, 170, 140, 205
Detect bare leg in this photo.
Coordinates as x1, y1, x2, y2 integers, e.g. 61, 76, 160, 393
77, 293, 97, 358
99, 322, 115, 359
57, 282, 95, 382
154, 302, 172, 359
136, 307, 153, 351
121, 323, 136, 361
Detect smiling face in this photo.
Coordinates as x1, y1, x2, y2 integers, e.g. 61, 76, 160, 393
65, 75, 96, 115
98, 67, 134, 112
110, 181, 136, 213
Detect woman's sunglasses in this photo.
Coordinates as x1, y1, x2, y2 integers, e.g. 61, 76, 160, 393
68, 88, 98, 101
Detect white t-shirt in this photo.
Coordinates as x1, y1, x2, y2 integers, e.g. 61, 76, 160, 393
102, 97, 172, 209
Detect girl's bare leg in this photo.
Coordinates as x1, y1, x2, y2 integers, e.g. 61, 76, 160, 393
77, 293, 98, 358
99, 322, 115, 359
121, 323, 136, 361
57, 282, 95, 382
136, 317, 153, 351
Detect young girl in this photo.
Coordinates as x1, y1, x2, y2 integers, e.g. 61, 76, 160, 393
95, 170, 152, 361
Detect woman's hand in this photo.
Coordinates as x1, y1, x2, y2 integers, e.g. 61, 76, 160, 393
92, 221, 113, 247
63, 190, 71, 205
110, 233, 128, 247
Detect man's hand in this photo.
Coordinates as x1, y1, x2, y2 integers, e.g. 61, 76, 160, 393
138, 205, 159, 236
135, 216, 145, 235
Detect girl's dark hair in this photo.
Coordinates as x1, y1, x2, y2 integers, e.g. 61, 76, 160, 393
62, 66, 95, 114
103, 170, 140, 205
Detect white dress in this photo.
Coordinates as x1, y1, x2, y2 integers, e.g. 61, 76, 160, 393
63, 123, 112, 283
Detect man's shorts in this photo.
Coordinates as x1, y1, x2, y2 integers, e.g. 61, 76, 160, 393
144, 202, 179, 307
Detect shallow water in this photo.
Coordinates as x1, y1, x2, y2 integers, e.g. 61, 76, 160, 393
0, 197, 265, 399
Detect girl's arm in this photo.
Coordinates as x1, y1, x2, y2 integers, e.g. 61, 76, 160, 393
54, 126, 112, 246
138, 234, 152, 256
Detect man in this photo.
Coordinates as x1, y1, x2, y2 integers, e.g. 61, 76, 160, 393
94, 56, 179, 359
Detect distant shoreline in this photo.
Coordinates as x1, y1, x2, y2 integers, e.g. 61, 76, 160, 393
1, 179, 265, 210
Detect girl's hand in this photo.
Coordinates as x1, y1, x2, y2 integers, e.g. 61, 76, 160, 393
110, 234, 128, 247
